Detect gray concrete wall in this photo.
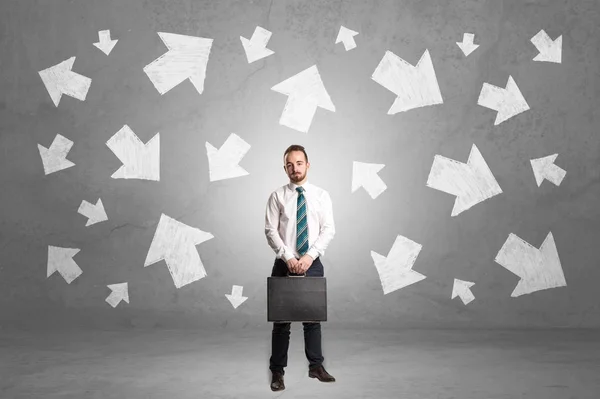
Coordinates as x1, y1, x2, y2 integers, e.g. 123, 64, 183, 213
1, 0, 599, 330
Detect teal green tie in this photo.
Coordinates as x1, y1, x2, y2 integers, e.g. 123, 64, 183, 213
296, 186, 308, 256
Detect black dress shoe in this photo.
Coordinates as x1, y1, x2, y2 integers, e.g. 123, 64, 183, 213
308, 365, 335, 382
271, 371, 285, 391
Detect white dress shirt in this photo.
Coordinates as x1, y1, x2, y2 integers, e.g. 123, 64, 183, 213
265, 180, 335, 261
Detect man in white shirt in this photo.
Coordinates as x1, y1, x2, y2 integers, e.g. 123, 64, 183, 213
264, 144, 336, 391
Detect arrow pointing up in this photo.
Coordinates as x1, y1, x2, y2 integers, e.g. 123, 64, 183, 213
335, 25, 359, 51
531, 29, 562, 63
371, 234, 426, 295
106, 125, 160, 181
38, 56, 92, 107
427, 144, 502, 216
456, 33, 479, 56
225, 285, 248, 309
106, 283, 129, 308
47, 245, 82, 284
143, 32, 213, 95
93, 30, 118, 55
38, 134, 75, 175
495, 231, 566, 297
451, 279, 476, 305
78, 198, 108, 226
240, 26, 274, 63
531, 153, 566, 187
271, 65, 335, 133
372, 49, 443, 114
144, 213, 214, 289
351, 161, 387, 199
206, 133, 251, 182
477, 75, 530, 125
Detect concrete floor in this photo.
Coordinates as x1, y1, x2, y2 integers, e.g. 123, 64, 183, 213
2, 326, 599, 398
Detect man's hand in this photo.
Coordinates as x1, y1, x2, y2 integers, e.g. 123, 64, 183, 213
296, 254, 314, 273
285, 257, 301, 274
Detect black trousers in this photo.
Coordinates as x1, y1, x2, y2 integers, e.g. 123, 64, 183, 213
269, 256, 325, 374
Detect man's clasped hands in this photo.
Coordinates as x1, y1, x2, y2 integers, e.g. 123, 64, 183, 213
286, 254, 314, 274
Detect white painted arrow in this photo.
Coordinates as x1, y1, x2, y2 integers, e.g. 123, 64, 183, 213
451, 279, 475, 305
372, 49, 443, 114
494, 231, 566, 297
47, 245, 82, 284
240, 26, 274, 63
351, 161, 387, 199
206, 133, 251, 182
531, 29, 562, 63
38, 134, 75, 175
93, 30, 118, 55
456, 33, 479, 56
106, 282, 129, 308
477, 75, 529, 125
38, 56, 92, 107
225, 285, 248, 309
271, 65, 335, 133
531, 153, 566, 187
106, 125, 160, 181
78, 198, 108, 226
371, 234, 426, 295
427, 144, 502, 216
143, 32, 213, 95
335, 26, 359, 51
144, 213, 214, 289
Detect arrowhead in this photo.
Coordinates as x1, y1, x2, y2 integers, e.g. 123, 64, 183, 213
205, 133, 251, 182
271, 65, 335, 111
456, 33, 479, 56
93, 40, 118, 55
530, 154, 559, 187
336, 26, 359, 50
37, 134, 76, 175
451, 278, 475, 298
495, 76, 529, 125
107, 125, 160, 181
531, 30, 562, 63
351, 161, 385, 192
47, 245, 82, 283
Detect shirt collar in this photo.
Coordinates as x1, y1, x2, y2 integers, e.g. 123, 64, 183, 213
288, 180, 310, 192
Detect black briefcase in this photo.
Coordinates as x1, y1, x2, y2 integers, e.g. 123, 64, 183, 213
267, 272, 327, 322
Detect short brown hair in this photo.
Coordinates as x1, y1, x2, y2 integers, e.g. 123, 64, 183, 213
283, 144, 308, 164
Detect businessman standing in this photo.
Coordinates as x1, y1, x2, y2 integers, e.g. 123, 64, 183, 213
264, 144, 336, 391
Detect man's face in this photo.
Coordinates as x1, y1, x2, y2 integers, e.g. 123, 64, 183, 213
284, 151, 309, 183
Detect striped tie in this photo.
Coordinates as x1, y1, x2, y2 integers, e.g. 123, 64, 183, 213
296, 186, 308, 256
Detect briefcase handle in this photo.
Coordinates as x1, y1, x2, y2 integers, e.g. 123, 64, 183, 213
287, 271, 306, 277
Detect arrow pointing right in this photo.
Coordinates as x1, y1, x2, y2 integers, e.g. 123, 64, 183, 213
106, 125, 160, 181
477, 75, 530, 125
531, 29, 562, 63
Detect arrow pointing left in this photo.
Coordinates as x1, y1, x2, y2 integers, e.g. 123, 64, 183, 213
38, 56, 92, 107
47, 245, 82, 284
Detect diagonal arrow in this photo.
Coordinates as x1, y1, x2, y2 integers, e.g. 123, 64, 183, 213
372, 49, 443, 114
335, 26, 359, 51
494, 231, 566, 297
144, 214, 214, 289
93, 30, 118, 55
37, 134, 75, 175
451, 279, 476, 305
426, 144, 502, 216
371, 235, 426, 295
206, 133, 251, 182
531, 29, 562, 63
78, 198, 108, 226
38, 57, 92, 107
143, 32, 213, 95
271, 65, 335, 133
106, 125, 160, 181
225, 285, 248, 309
477, 75, 529, 125
456, 33, 479, 56
351, 161, 387, 199
47, 245, 82, 284
240, 26, 274, 63
106, 283, 129, 308
530, 153, 566, 187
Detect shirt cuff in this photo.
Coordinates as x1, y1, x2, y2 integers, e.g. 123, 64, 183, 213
306, 248, 319, 260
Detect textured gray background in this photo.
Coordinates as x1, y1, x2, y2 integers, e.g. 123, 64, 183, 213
1, 0, 599, 330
